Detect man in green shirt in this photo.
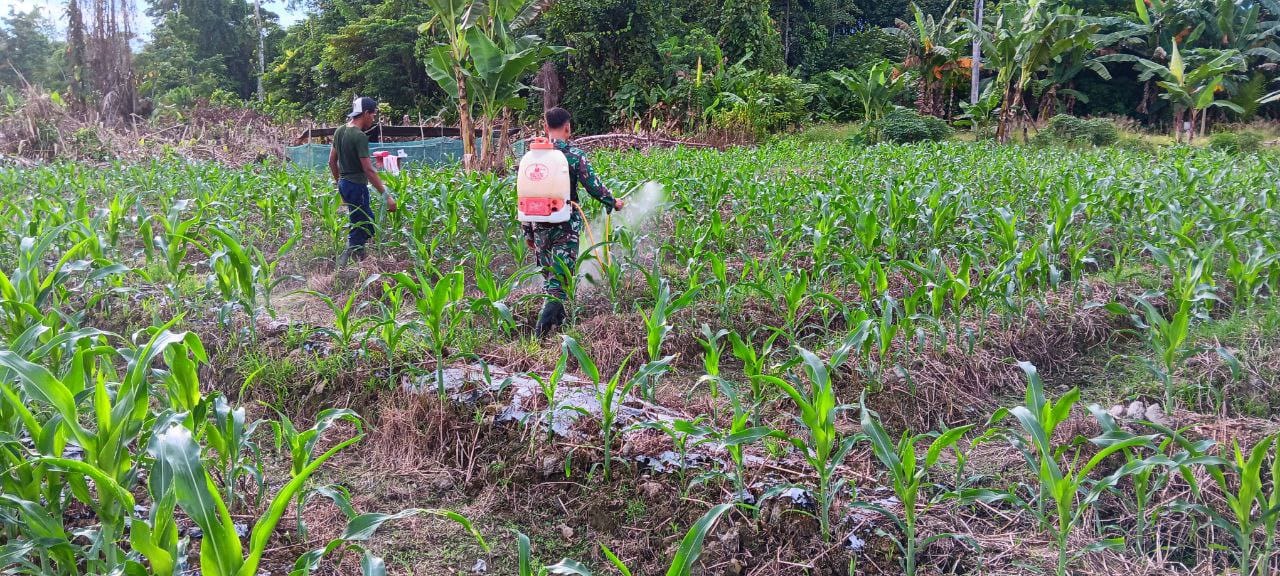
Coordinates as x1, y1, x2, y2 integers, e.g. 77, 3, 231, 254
328, 96, 395, 265
523, 107, 625, 336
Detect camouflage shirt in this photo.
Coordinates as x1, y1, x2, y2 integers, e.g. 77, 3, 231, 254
554, 139, 616, 214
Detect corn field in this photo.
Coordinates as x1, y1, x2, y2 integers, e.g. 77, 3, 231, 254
1, 141, 1279, 575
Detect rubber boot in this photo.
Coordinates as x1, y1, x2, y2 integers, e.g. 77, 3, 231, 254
533, 301, 566, 338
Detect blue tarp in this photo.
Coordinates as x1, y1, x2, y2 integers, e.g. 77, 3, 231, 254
285, 137, 526, 170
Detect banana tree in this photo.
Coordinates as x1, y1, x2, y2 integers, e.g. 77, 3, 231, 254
1112, 0, 1212, 115
421, 0, 565, 172
892, 1, 967, 118
1134, 41, 1244, 142
421, 0, 479, 169
981, 0, 1095, 143
1033, 16, 1134, 120
828, 60, 904, 141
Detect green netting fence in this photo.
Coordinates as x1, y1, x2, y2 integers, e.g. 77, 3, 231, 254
285, 137, 526, 170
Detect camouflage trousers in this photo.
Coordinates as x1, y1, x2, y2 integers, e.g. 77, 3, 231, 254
522, 218, 580, 301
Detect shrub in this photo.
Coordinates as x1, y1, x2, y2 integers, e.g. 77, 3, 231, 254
71, 127, 110, 161
1209, 131, 1265, 153
1036, 114, 1119, 147
1115, 135, 1158, 155
874, 108, 953, 144
711, 73, 818, 138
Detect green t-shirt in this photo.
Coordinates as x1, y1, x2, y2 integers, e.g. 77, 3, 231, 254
334, 124, 370, 185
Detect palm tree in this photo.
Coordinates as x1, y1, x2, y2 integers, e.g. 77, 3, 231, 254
1134, 40, 1244, 142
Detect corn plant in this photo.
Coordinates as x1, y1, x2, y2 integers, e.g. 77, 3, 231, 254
1199, 434, 1280, 576
296, 284, 372, 352
1131, 295, 1194, 414
528, 340, 573, 443
728, 328, 782, 405
638, 265, 700, 363
204, 394, 268, 514
0, 324, 202, 574
208, 227, 264, 337
150, 410, 364, 576
394, 269, 467, 396
859, 393, 975, 576
295, 483, 488, 575
756, 345, 857, 541
564, 336, 673, 481
631, 416, 711, 497
139, 198, 205, 293
270, 408, 364, 541
975, 362, 1154, 576
364, 280, 414, 386
471, 254, 536, 336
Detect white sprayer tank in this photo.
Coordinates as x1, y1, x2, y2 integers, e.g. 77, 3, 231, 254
516, 137, 572, 223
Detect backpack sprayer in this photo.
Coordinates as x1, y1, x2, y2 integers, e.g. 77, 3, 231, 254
516, 137, 614, 266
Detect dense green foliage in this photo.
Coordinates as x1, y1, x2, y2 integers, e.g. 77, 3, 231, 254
1, 0, 1278, 137
1033, 114, 1120, 146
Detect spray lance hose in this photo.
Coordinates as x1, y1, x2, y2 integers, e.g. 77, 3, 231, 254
569, 183, 638, 268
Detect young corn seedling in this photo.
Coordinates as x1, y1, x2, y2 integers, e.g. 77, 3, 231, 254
756, 345, 858, 541
636, 276, 698, 398
296, 283, 373, 352
295, 484, 488, 576
209, 227, 262, 339
471, 254, 536, 336
1092, 416, 1226, 562
978, 362, 1154, 576
564, 336, 674, 481
364, 280, 414, 386
1200, 434, 1280, 576
149, 409, 365, 576
631, 416, 711, 497
393, 269, 467, 396
270, 407, 364, 541
859, 392, 975, 576
1131, 295, 1194, 415
728, 328, 782, 406
0, 324, 203, 574
204, 394, 268, 515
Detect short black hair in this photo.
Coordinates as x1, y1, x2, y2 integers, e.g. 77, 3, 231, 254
546, 107, 571, 129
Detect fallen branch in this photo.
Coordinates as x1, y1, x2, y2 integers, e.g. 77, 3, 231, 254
573, 132, 721, 150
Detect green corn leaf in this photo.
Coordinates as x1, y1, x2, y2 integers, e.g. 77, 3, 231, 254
600, 542, 633, 576
153, 423, 244, 576
666, 503, 735, 576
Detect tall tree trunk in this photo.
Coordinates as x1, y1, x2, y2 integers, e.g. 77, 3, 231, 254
1199, 106, 1207, 139
783, 0, 791, 64
455, 63, 475, 170
1173, 106, 1184, 143
997, 82, 1014, 143
495, 107, 513, 174
1138, 80, 1152, 115
970, 0, 983, 104
254, 0, 264, 101
1038, 85, 1057, 124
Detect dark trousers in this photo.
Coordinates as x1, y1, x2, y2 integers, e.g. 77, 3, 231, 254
338, 179, 373, 251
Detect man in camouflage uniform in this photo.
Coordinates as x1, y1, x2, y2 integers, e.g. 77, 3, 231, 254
523, 107, 625, 337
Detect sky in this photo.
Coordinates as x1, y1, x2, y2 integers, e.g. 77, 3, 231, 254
0, 0, 305, 41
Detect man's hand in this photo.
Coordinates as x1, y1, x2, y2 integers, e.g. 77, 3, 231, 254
614, 199, 625, 211
386, 195, 397, 212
